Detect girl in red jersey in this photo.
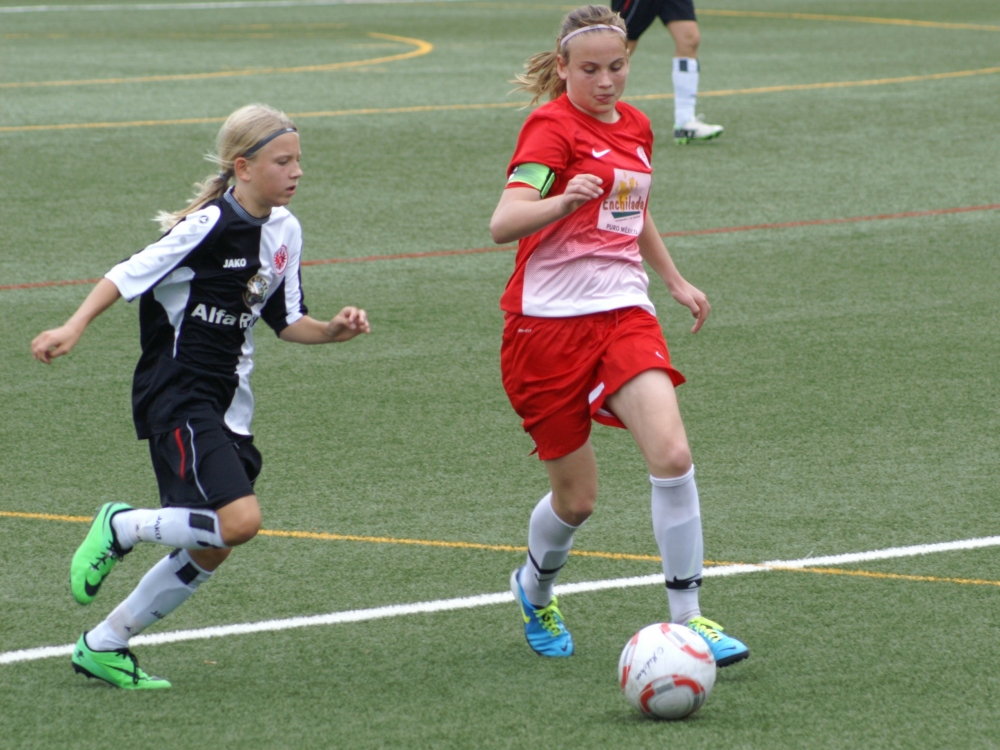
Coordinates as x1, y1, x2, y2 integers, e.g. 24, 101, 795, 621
490, 5, 748, 665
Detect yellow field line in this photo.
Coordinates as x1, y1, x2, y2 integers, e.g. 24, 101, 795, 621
3, 65, 998, 134
4, 509, 999, 587
769, 565, 1000, 588
626, 66, 1000, 102
0, 32, 431, 89
466, 0, 999, 32
0, 509, 659, 562
0, 510, 92, 523
698, 9, 1000, 33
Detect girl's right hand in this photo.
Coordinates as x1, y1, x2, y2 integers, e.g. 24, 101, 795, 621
559, 174, 604, 214
31, 324, 83, 364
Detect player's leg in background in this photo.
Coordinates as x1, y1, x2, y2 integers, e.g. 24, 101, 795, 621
607, 369, 748, 665
667, 16, 724, 143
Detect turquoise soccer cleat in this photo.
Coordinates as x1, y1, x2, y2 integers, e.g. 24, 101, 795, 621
687, 615, 749, 667
510, 567, 574, 657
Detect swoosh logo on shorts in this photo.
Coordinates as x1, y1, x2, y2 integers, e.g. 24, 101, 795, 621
592, 148, 611, 158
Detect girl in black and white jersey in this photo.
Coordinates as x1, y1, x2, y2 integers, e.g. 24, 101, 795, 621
32, 103, 369, 690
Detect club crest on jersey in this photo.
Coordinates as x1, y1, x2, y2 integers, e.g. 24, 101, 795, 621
274, 245, 288, 274
244, 274, 268, 307
636, 146, 651, 170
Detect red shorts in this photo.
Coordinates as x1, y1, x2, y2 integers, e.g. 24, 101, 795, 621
501, 306, 685, 461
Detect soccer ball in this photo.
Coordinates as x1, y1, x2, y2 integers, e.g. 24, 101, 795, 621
618, 623, 716, 720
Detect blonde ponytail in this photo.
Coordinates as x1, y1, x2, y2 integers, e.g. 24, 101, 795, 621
513, 5, 628, 106
155, 103, 296, 232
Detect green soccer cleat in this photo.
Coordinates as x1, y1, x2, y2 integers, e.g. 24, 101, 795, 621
71, 633, 171, 690
687, 615, 749, 667
70, 502, 132, 605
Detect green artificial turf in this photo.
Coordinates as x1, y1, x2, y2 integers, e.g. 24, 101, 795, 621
1, 0, 999, 747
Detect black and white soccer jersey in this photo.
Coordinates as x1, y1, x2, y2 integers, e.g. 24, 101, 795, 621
105, 190, 308, 439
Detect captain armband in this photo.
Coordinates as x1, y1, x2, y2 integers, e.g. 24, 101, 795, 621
507, 163, 556, 198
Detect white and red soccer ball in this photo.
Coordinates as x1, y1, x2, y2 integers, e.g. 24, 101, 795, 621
618, 622, 716, 720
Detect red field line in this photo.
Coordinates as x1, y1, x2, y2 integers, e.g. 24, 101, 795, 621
658, 204, 1000, 237
3, 203, 997, 293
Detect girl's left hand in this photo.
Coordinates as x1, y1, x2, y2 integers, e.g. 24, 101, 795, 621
325, 307, 370, 341
670, 281, 710, 333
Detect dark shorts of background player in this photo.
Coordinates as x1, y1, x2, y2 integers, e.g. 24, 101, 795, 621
148, 416, 262, 511
612, 0, 697, 41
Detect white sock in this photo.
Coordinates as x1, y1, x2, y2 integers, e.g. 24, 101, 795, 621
672, 57, 699, 126
519, 492, 581, 608
112, 508, 224, 550
651, 467, 703, 625
86, 549, 212, 651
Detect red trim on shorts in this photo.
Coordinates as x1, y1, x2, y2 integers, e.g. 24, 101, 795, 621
174, 427, 187, 479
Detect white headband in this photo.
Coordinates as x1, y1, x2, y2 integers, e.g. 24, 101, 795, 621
560, 23, 627, 47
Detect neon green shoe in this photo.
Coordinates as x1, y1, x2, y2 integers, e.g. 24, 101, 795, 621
71, 633, 171, 690
70, 502, 132, 605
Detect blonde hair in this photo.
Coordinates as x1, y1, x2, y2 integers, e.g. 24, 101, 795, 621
155, 103, 297, 231
513, 5, 628, 106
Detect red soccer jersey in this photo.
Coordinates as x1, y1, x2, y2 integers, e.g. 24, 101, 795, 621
501, 94, 656, 317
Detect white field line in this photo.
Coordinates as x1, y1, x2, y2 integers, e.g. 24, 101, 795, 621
0, 0, 460, 13
2, 535, 998, 666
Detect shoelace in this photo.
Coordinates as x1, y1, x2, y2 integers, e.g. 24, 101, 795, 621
535, 604, 565, 637
689, 617, 725, 642
115, 648, 142, 685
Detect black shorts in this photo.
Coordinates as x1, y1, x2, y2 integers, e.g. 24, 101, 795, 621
612, 0, 697, 40
148, 417, 262, 510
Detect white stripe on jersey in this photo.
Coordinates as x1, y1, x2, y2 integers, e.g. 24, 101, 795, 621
224, 207, 303, 434
225, 328, 256, 436
151, 267, 195, 357
106, 206, 221, 301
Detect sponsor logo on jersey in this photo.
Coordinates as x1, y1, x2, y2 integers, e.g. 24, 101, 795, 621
636, 146, 651, 169
190, 304, 254, 329
223, 258, 247, 269
274, 245, 288, 274
597, 169, 651, 236
604, 176, 645, 219
243, 274, 269, 307
592, 148, 611, 158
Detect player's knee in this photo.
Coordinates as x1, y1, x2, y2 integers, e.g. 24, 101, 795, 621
551, 485, 597, 526
221, 508, 262, 546
560, 501, 594, 527
674, 29, 700, 57
648, 441, 692, 479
